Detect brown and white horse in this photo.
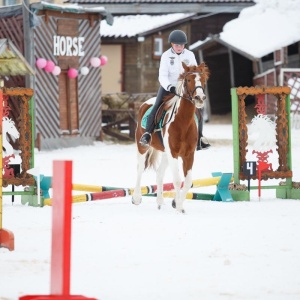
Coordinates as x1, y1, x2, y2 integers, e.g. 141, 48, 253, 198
132, 62, 210, 213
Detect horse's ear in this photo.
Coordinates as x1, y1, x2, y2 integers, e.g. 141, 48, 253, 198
182, 61, 188, 71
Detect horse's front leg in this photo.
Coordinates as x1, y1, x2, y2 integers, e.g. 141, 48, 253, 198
179, 169, 193, 212
132, 151, 146, 205
178, 154, 195, 213
156, 153, 168, 209
168, 156, 184, 213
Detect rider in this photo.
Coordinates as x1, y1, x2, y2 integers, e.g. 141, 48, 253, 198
139, 29, 211, 150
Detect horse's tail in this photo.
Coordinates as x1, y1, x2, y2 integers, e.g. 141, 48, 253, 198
144, 147, 160, 170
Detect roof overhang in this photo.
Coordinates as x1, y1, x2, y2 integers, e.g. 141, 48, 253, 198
31, 1, 113, 25
0, 39, 35, 77
190, 34, 259, 61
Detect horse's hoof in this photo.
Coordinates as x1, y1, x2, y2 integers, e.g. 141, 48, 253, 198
172, 199, 176, 209
132, 197, 142, 205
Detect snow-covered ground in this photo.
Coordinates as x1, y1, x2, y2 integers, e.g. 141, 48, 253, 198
1, 119, 300, 300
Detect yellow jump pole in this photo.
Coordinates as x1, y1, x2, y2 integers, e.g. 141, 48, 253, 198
0, 87, 14, 251
72, 177, 227, 193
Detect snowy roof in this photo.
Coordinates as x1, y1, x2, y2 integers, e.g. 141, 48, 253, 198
100, 13, 195, 38
31, 1, 113, 25
67, 0, 254, 3
190, 0, 300, 59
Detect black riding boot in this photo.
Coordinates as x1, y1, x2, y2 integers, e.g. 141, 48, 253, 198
196, 108, 211, 151
140, 87, 168, 147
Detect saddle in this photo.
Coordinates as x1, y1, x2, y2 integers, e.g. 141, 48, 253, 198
141, 103, 168, 131
142, 102, 200, 132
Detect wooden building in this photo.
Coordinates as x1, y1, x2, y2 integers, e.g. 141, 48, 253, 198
68, 0, 255, 112
190, 36, 300, 115
100, 11, 249, 95
0, 2, 113, 150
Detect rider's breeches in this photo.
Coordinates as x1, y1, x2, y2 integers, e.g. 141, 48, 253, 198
145, 86, 169, 133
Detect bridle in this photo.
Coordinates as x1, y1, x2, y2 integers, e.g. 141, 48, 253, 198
174, 71, 205, 103
160, 71, 205, 128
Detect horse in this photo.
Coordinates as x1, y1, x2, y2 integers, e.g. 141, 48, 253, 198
2, 116, 20, 157
132, 62, 210, 213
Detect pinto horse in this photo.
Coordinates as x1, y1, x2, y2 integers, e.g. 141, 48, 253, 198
132, 62, 210, 213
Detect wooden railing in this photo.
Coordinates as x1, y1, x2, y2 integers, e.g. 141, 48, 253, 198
101, 92, 156, 141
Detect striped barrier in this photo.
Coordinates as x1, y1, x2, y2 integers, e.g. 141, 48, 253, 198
43, 175, 233, 206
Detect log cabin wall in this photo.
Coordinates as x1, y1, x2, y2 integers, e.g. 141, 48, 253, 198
112, 23, 191, 94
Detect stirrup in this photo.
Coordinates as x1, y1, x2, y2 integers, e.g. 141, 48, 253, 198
139, 132, 152, 147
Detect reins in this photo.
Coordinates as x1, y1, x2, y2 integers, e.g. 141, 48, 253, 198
174, 72, 205, 102
159, 70, 206, 128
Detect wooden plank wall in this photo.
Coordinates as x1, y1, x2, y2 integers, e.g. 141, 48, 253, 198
34, 14, 102, 149
78, 18, 102, 138
34, 16, 61, 141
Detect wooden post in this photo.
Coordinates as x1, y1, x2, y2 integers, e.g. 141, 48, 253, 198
0, 88, 15, 251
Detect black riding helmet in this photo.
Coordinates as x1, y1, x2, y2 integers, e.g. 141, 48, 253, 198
168, 30, 188, 44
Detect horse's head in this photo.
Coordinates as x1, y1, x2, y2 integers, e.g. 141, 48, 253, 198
2, 117, 20, 140
179, 62, 210, 108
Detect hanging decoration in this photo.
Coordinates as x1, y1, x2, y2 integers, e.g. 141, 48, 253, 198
36, 58, 47, 69
80, 67, 89, 76
52, 66, 61, 76
90, 57, 101, 68
100, 55, 108, 66
35, 55, 108, 78
44, 60, 55, 73
68, 68, 78, 79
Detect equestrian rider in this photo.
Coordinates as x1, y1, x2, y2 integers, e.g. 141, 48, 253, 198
139, 30, 210, 150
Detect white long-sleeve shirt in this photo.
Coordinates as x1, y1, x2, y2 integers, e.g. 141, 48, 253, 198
158, 47, 197, 91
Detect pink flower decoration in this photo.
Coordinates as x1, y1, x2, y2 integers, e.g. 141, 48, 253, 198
36, 58, 47, 69
44, 60, 55, 73
68, 68, 78, 78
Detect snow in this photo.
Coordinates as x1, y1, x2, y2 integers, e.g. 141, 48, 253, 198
99, 0, 300, 59
220, 0, 300, 58
1, 1, 300, 299
1, 120, 300, 300
100, 13, 195, 38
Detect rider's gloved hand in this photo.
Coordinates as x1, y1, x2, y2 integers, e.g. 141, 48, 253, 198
169, 86, 176, 94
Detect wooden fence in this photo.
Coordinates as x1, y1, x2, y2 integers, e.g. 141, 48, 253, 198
101, 92, 156, 141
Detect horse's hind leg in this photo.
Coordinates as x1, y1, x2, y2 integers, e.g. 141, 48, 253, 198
156, 153, 168, 209
132, 151, 147, 205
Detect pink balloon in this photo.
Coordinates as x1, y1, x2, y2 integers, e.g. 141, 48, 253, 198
52, 66, 61, 76
100, 55, 108, 66
44, 60, 55, 73
36, 58, 47, 69
90, 57, 101, 68
68, 68, 78, 79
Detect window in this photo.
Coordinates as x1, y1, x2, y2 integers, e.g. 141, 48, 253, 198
153, 36, 163, 60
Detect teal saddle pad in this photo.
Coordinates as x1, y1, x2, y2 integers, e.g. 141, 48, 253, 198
141, 106, 199, 130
